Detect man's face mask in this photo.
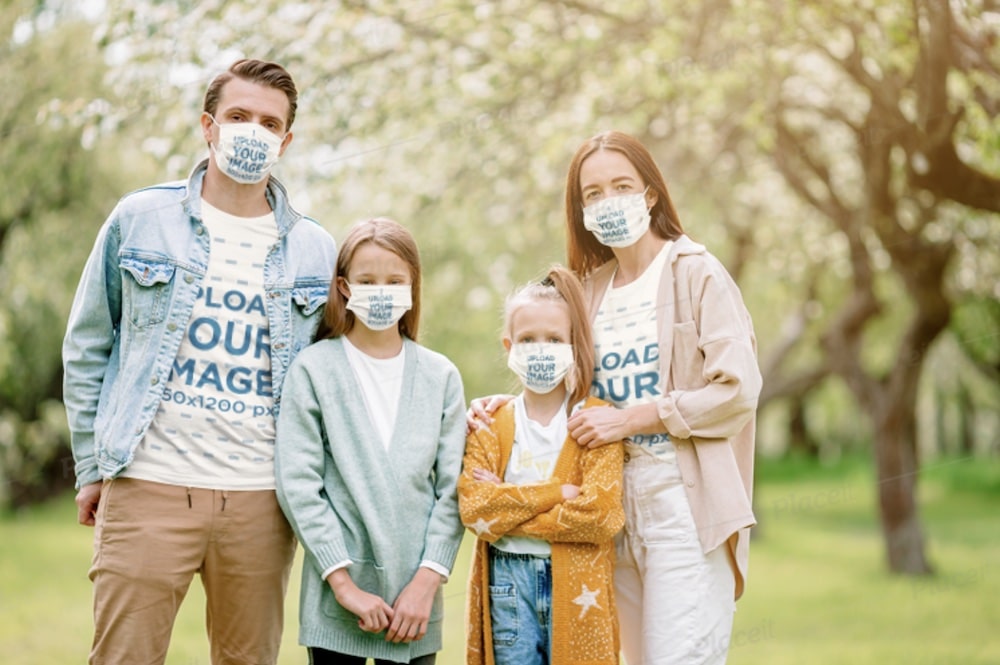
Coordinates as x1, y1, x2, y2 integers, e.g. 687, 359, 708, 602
209, 115, 284, 185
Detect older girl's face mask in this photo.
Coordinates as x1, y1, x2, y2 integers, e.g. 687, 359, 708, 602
582, 188, 651, 248
345, 284, 412, 331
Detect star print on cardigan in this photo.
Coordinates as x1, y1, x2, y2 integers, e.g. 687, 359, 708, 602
470, 517, 498, 537
572, 584, 601, 619
459, 397, 625, 665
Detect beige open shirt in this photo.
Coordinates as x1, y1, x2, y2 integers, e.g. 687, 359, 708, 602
584, 234, 762, 599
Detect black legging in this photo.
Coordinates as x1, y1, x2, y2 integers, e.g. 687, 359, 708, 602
307, 647, 437, 665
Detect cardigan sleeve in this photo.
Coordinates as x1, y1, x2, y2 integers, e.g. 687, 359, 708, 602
508, 440, 625, 544
418, 363, 468, 571
274, 356, 353, 574
458, 424, 565, 544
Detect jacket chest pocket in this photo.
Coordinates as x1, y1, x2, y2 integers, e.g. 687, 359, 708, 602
288, 284, 329, 351
291, 284, 328, 317
671, 320, 706, 389
120, 257, 176, 328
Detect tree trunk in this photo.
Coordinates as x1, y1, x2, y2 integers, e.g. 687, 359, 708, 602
788, 397, 820, 458
933, 386, 946, 456
956, 381, 974, 455
872, 394, 933, 574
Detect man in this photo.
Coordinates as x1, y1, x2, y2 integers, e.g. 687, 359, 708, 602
63, 59, 337, 665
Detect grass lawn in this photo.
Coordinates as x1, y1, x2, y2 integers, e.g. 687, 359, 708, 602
1, 454, 998, 664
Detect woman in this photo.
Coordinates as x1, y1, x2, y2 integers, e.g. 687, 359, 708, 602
473, 130, 761, 664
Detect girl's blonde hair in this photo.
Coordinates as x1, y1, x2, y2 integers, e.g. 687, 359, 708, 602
315, 217, 422, 342
504, 265, 594, 410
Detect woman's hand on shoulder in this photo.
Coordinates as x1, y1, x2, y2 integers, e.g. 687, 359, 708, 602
569, 403, 631, 448
465, 394, 514, 434
569, 402, 664, 448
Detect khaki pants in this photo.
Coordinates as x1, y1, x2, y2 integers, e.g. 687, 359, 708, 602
88, 478, 296, 665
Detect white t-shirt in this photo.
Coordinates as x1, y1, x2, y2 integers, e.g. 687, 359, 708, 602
124, 199, 279, 490
492, 393, 569, 557
591, 241, 676, 462
342, 335, 404, 451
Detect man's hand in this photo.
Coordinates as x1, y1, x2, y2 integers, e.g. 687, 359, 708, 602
75, 482, 103, 526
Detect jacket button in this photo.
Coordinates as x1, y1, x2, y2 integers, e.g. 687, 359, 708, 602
167, 323, 177, 332
184, 274, 195, 284
686, 480, 695, 487
150, 376, 159, 385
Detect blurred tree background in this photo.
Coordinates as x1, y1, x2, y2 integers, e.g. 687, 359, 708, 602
1, 0, 997, 576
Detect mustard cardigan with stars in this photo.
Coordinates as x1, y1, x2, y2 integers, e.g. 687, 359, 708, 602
458, 396, 625, 665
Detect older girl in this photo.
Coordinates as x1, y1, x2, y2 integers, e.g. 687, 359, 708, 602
276, 217, 466, 665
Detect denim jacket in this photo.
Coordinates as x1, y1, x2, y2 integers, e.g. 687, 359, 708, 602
62, 160, 337, 488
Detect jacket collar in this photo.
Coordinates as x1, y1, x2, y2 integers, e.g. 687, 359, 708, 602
180, 158, 303, 237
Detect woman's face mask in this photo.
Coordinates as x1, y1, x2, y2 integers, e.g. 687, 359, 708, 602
582, 188, 652, 248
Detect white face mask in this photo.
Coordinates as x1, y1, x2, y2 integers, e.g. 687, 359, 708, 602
346, 284, 412, 331
582, 189, 652, 248
507, 342, 574, 394
210, 116, 284, 184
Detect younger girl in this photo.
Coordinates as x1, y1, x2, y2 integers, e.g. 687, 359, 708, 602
459, 265, 625, 665
275, 217, 467, 665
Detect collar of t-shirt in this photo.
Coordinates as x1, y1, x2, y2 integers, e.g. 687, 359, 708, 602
342, 336, 406, 451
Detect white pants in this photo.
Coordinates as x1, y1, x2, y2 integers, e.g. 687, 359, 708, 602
616, 451, 736, 664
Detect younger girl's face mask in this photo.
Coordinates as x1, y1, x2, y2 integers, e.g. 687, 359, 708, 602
507, 342, 574, 394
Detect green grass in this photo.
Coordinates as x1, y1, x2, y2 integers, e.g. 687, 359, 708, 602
2, 455, 998, 664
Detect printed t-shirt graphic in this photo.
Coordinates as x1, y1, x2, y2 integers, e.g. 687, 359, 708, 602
591, 241, 675, 460
124, 199, 280, 490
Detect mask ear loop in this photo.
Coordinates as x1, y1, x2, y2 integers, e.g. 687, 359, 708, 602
643, 185, 655, 210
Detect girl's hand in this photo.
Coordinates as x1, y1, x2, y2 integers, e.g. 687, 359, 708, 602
561, 484, 581, 500
327, 569, 393, 633
386, 567, 444, 643
472, 468, 502, 484
466, 394, 514, 434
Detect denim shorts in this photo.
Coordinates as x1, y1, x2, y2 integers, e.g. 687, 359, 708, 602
488, 548, 553, 665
